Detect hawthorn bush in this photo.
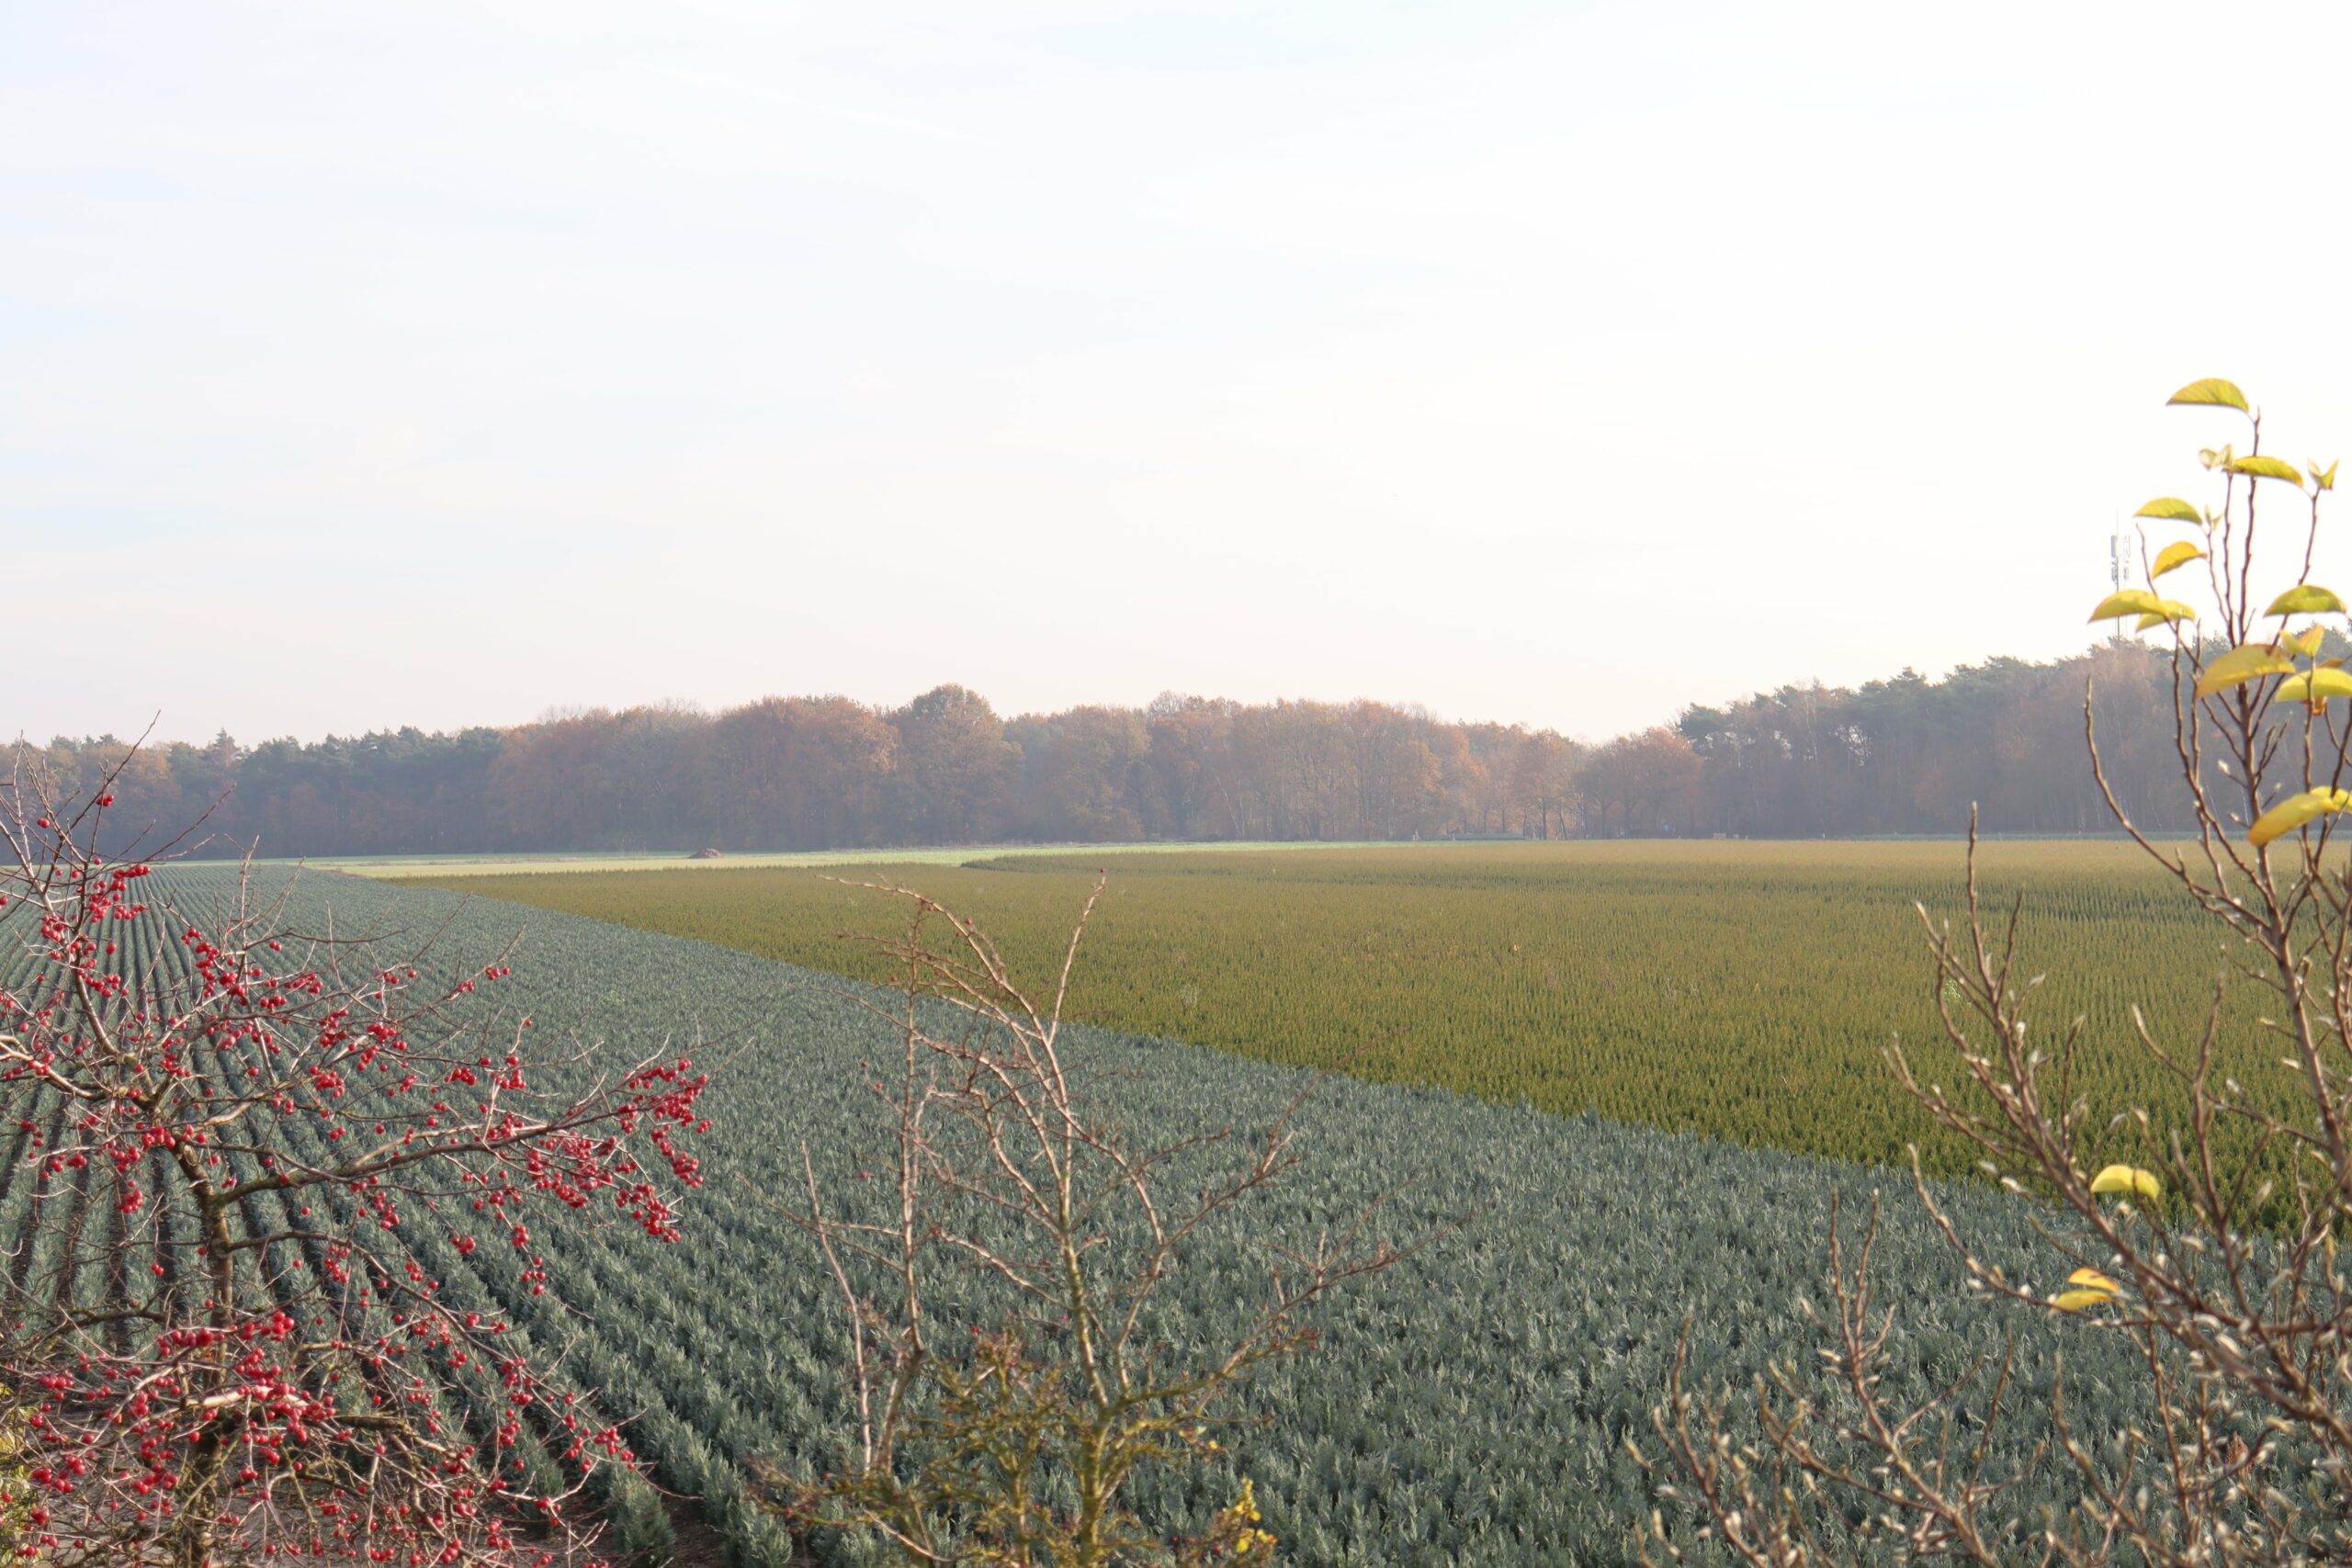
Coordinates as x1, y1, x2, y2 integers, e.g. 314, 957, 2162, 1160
0, 753, 709, 1567
0, 1382, 25, 1556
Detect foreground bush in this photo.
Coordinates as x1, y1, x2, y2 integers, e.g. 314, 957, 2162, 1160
0, 766, 709, 1567
1647, 381, 2352, 1565
769, 875, 1414, 1564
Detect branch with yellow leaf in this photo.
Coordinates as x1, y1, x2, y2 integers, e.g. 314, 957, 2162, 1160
1645, 380, 2352, 1568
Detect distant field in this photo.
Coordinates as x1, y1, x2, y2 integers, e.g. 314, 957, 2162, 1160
320, 839, 1426, 878
417, 839, 2274, 1181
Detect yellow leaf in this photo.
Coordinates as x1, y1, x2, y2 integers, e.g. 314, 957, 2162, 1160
2267, 583, 2346, 616
2066, 1267, 2121, 1293
2088, 1164, 2164, 1201
2314, 459, 2339, 492
2286, 625, 2328, 658
2149, 540, 2206, 579
2227, 454, 2305, 486
2248, 788, 2352, 849
2194, 643, 2297, 697
2136, 497, 2203, 524
2132, 606, 2197, 631
2168, 377, 2252, 412
2276, 669, 2352, 705
2088, 590, 2165, 622
2053, 1290, 2117, 1312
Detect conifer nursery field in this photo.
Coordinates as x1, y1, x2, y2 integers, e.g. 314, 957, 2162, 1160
16, 866, 2155, 1567
420, 840, 2269, 1182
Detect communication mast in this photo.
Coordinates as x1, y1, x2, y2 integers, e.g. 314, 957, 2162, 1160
2109, 521, 2136, 643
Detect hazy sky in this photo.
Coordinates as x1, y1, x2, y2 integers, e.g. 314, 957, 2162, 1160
8, 1, 2352, 745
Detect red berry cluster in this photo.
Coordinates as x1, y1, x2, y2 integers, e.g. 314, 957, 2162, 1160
0, 802, 708, 1566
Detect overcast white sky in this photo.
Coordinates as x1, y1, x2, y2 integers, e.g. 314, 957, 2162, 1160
6, 1, 2352, 744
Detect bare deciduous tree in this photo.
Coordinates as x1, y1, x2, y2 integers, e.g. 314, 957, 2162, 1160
772, 874, 1417, 1566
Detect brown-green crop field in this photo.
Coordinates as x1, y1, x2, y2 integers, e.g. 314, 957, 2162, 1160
416, 840, 2273, 1179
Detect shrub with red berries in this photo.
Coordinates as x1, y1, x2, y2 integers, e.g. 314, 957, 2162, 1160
0, 751, 709, 1566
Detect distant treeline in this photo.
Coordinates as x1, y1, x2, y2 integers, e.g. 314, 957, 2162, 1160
21, 643, 2203, 857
